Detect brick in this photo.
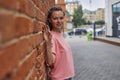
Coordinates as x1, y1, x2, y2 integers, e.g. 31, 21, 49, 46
37, 42, 46, 54
0, 10, 15, 43
36, 9, 43, 21
35, 53, 46, 74
18, 0, 27, 13
0, 42, 20, 79
25, 0, 36, 18
43, 1, 49, 14
33, 20, 42, 33
0, 36, 34, 79
14, 15, 33, 37
26, 66, 37, 80
18, 0, 36, 18
36, 53, 45, 64
36, 8, 45, 21
0, 0, 19, 10
30, 33, 43, 48
32, 0, 44, 12
28, 52, 46, 80
10, 49, 37, 80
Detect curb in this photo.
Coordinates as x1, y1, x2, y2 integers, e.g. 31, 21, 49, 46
95, 38, 120, 47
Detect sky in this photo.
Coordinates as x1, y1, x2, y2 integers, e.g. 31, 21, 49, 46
80, 0, 105, 10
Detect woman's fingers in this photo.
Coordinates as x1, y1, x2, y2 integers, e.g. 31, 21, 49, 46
43, 32, 48, 42
43, 25, 52, 44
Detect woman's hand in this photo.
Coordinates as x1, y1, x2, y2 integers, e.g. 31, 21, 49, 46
43, 25, 51, 44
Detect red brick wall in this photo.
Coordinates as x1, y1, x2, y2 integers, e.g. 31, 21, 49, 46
0, 0, 55, 80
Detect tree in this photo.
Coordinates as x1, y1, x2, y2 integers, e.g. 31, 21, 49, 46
95, 20, 105, 25
72, 5, 85, 28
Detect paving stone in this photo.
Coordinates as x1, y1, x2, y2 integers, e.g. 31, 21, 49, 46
65, 36, 120, 80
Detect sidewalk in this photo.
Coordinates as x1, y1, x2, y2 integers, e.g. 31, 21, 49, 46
95, 36, 120, 46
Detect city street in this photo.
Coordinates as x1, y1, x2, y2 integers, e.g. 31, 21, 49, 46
65, 36, 120, 80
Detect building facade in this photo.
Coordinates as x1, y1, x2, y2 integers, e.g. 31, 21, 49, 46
56, 0, 66, 12
82, 9, 96, 23
105, 0, 120, 37
66, 1, 79, 15
96, 8, 105, 21
65, 0, 80, 30
83, 8, 105, 23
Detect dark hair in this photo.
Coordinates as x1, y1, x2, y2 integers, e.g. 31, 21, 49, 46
46, 6, 65, 31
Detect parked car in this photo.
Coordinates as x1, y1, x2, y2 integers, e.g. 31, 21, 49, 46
68, 31, 74, 36
68, 28, 87, 36
75, 28, 87, 35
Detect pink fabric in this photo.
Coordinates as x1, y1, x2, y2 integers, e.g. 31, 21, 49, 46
49, 31, 75, 80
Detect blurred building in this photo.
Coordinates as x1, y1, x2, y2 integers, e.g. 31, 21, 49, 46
66, 11, 73, 30
66, 1, 79, 15
83, 8, 105, 23
65, 0, 81, 30
82, 9, 96, 23
105, 0, 120, 37
96, 8, 105, 21
56, 0, 66, 12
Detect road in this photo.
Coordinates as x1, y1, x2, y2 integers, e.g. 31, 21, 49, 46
65, 36, 120, 80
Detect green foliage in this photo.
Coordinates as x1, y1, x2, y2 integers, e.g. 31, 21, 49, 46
84, 20, 91, 25
72, 5, 85, 28
95, 20, 105, 25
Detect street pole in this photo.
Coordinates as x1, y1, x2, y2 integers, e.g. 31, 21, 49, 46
89, 0, 96, 40
93, 22, 96, 40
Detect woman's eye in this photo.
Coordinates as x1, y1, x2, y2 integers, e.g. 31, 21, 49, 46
52, 17, 64, 20
60, 17, 63, 19
53, 18, 57, 20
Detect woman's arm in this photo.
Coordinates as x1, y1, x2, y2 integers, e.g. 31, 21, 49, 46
43, 27, 54, 67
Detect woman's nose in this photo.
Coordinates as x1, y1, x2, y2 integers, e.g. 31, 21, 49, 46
57, 19, 62, 22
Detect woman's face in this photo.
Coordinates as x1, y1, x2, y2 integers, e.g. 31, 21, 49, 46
49, 11, 64, 32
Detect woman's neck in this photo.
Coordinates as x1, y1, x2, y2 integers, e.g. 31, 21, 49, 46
52, 28, 62, 33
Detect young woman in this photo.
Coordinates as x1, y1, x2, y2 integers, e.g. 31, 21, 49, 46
44, 6, 75, 80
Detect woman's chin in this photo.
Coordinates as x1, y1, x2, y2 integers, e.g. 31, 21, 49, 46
55, 27, 61, 29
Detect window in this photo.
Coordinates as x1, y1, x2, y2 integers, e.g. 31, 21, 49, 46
112, 2, 120, 14
113, 4, 117, 13
117, 2, 120, 12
